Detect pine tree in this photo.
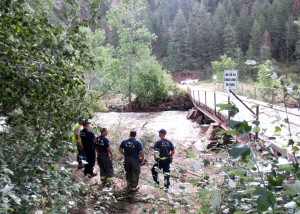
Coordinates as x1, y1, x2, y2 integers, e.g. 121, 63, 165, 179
203, 0, 217, 13
188, 2, 210, 66
237, 6, 250, 53
260, 45, 271, 61
168, 9, 190, 71
246, 44, 255, 60
211, 2, 227, 57
270, 17, 281, 59
250, 19, 263, 56
223, 24, 237, 58
261, 30, 272, 48
224, 0, 237, 26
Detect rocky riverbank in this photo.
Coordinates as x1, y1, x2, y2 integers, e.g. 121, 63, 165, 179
103, 91, 194, 112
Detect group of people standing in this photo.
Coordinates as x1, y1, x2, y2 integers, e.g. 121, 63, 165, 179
72, 116, 175, 192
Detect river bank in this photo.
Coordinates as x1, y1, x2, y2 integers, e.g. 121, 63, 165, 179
71, 111, 225, 213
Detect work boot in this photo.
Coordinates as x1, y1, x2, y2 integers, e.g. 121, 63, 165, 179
129, 186, 139, 193
77, 164, 85, 169
87, 172, 97, 178
100, 176, 107, 185
105, 178, 112, 187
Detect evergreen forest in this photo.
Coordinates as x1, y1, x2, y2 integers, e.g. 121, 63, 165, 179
1, 0, 300, 213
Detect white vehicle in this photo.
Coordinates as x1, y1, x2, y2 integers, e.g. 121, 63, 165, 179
180, 78, 198, 85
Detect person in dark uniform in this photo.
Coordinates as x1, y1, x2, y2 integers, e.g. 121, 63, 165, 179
119, 131, 144, 192
151, 129, 175, 191
95, 128, 113, 186
80, 120, 97, 178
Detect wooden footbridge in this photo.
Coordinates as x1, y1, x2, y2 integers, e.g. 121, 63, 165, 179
187, 86, 300, 160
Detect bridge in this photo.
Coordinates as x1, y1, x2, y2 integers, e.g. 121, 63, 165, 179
187, 86, 300, 160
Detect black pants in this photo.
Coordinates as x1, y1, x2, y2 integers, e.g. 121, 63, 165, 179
84, 150, 96, 176
97, 152, 113, 181
77, 145, 85, 165
124, 157, 140, 189
151, 158, 171, 188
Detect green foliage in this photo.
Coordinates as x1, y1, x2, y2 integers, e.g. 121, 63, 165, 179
167, 9, 190, 71
228, 144, 251, 161
223, 24, 237, 58
186, 150, 196, 158
0, 0, 98, 212
216, 103, 239, 118
205, 100, 300, 213
253, 187, 276, 212
211, 55, 237, 82
256, 60, 280, 101
106, 0, 173, 104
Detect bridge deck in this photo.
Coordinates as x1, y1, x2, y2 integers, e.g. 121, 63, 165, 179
188, 86, 300, 160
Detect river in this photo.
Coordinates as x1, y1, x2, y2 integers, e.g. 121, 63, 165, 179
92, 111, 206, 150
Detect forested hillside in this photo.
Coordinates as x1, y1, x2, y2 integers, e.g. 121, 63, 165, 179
144, 0, 300, 72
60, 0, 299, 79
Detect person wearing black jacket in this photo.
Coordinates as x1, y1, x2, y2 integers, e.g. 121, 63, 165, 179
80, 120, 97, 178
95, 128, 113, 186
151, 129, 175, 191
119, 131, 145, 192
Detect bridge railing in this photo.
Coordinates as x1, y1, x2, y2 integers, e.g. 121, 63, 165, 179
187, 87, 230, 129
188, 86, 300, 160
216, 83, 299, 108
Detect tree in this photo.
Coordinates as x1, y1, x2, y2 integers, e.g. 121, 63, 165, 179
203, 0, 218, 13
223, 24, 237, 58
211, 54, 237, 82
0, 0, 97, 212
188, 2, 209, 67
167, 9, 190, 71
249, 19, 263, 56
256, 60, 280, 101
260, 45, 272, 61
107, 0, 172, 105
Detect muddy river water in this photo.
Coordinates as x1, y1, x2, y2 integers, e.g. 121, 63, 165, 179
92, 111, 206, 150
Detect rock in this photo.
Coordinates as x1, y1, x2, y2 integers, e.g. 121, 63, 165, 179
199, 125, 210, 133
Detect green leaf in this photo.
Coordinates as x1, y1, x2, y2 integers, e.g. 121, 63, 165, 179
252, 120, 260, 126
283, 180, 300, 196
252, 187, 276, 212
252, 126, 260, 132
186, 179, 201, 185
216, 103, 239, 117
216, 103, 235, 110
292, 146, 299, 153
288, 139, 295, 146
227, 120, 252, 134
227, 120, 243, 129
178, 168, 185, 174
197, 189, 210, 197
267, 175, 284, 186
186, 150, 196, 158
277, 164, 296, 171
229, 144, 251, 161
228, 170, 245, 176
234, 211, 245, 214
203, 159, 210, 167
216, 129, 236, 135
210, 194, 221, 208
275, 126, 281, 132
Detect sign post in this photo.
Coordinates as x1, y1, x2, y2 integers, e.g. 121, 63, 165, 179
224, 70, 238, 90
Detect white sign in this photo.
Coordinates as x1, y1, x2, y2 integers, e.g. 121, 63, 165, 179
224, 70, 238, 90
